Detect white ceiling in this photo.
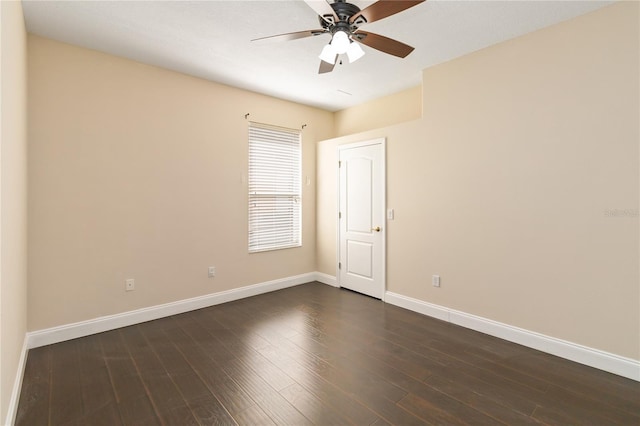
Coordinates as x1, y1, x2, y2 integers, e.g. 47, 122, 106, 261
22, 0, 612, 112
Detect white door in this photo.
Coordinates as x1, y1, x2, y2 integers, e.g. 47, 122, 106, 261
338, 139, 385, 299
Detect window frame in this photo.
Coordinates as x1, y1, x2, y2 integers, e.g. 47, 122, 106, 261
248, 122, 302, 253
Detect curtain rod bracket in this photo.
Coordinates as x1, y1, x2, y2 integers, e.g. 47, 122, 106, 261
301, 124, 307, 130
245, 113, 250, 119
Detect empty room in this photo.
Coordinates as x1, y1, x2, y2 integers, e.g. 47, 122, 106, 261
1, 0, 638, 425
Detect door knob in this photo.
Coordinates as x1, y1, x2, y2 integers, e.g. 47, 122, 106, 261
372, 226, 381, 232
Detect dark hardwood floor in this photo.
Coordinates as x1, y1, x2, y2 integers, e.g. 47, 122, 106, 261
16, 282, 640, 425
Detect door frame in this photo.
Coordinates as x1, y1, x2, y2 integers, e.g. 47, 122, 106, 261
336, 138, 386, 301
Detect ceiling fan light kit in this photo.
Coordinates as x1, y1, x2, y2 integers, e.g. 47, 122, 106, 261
319, 43, 338, 64
346, 41, 365, 63
253, 0, 425, 74
330, 30, 351, 54
319, 29, 365, 65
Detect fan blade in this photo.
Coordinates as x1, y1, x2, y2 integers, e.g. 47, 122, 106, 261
350, 0, 425, 25
304, 0, 337, 24
354, 31, 414, 58
252, 29, 326, 43
318, 56, 338, 74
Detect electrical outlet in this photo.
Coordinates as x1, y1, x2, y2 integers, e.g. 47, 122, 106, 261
208, 266, 216, 278
432, 275, 440, 287
125, 278, 135, 291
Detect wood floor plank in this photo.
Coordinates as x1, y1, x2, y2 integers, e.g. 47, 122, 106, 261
49, 339, 83, 425
329, 301, 551, 401
166, 318, 257, 416
184, 310, 297, 394
500, 352, 640, 416
136, 324, 194, 377
370, 417, 393, 426
327, 347, 504, 425
119, 325, 195, 420
222, 359, 313, 426
279, 382, 354, 426
115, 395, 160, 426
351, 386, 428, 426
541, 382, 640, 425
119, 326, 166, 377
257, 344, 381, 425
78, 400, 122, 426
130, 319, 240, 424
426, 375, 540, 425
254, 323, 409, 404
15, 346, 51, 425
531, 402, 618, 426
185, 394, 237, 426
15, 282, 640, 426
294, 318, 541, 426
155, 404, 201, 426
423, 373, 543, 425
251, 332, 423, 425
99, 331, 159, 425
530, 385, 639, 426
76, 335, 121, 422
232, 404, 276, 426
397, 392, 466, 426
423, 364, 539, 416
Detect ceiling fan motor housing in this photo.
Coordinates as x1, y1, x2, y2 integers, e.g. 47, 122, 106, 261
319, 0, 367, 34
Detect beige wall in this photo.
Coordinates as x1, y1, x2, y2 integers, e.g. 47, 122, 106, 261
334, 85, 422, 137
28, 36, 334, 331
317, 2, 639, 360
1, 0, 29, 422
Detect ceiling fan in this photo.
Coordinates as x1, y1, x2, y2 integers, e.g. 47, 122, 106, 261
252, 0, 425, 74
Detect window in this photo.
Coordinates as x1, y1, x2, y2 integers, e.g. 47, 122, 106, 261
248, 122, 302, 253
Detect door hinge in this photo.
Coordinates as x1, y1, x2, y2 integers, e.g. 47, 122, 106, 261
338, 212, 342, 219
338, 262, 342, 270
338, 160, 341, 168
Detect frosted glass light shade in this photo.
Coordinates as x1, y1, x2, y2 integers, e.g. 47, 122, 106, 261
331, 30, 350, 54
319, 44, 337, 64
346, 42, 365, 63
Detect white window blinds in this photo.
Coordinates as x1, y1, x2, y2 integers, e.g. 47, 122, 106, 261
248, 122, 302, 253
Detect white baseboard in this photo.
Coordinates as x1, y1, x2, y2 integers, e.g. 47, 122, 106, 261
27, 272, 316, 349
18, 274, 638, 422
5, 336, 28, 426
385, 291, 639, 382
314, 272, 338, 287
